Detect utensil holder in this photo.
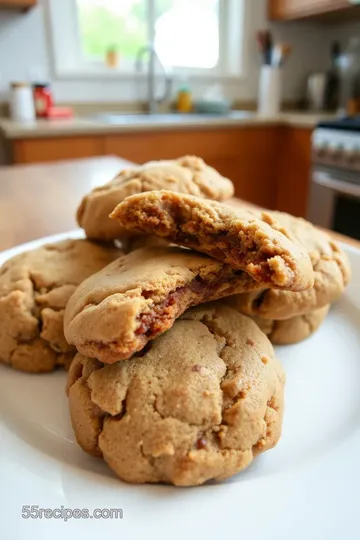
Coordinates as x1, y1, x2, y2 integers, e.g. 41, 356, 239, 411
258, 66, 282, 116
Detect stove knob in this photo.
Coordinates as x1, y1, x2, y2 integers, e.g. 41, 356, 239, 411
314, 143, 328, 159
345, 149, 357, 166
349, 148, 360, 167
331, 143, 343, 161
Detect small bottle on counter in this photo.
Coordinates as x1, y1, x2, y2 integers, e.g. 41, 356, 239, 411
10, 82, 36, 123
33, 83, 54, 118
346, 78, 360, 117
176, 80, 192, 113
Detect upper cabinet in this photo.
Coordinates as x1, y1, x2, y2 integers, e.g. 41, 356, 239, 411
268, 0, 357, 20
0, 0, 37, 11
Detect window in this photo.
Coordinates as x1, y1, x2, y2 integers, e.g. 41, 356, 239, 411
76, 0, 148, 68
154, 0, 219, 69
48, 0, 246, 78
76, 0, 219, 69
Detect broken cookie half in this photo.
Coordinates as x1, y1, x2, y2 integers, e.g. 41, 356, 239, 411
64, 246, 267, 364
110, 191, 314, 292
67, 304, 285, 486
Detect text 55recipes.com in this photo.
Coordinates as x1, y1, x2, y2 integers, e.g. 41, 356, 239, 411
21, 505, 123, 522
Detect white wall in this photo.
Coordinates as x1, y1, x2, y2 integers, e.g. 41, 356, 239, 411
243, 0, 330, 102
0, 0, 353, 105
0, 4, 49, 101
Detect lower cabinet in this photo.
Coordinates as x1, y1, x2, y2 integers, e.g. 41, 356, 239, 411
276, 127, 312, 217
104, 127, 281, 210
9, 125, 312, 217
11, 136, 106, 164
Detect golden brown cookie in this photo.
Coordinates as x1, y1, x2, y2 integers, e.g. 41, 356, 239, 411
225, 211, 350, 320
122, 235, 170, 253
64, 246, 266, 364
0, 239, 121, 373
252, 304, 330, 345
67, 304, 285, 486
111, 191, 314, 291
77, 156, 234, 240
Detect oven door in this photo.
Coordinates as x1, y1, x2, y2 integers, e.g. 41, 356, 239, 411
308, 168, 360, 239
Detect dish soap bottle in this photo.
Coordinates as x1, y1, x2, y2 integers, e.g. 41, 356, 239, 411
176, 79, 192, 113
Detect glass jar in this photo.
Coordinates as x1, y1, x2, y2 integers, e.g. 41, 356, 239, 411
10, 82, 36, 122
33, 83, 54, 118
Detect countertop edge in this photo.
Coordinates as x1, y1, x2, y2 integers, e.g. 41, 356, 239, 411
0, 113, 328, 140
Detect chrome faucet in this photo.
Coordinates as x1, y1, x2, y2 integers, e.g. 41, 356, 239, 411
135, 44, 172, 114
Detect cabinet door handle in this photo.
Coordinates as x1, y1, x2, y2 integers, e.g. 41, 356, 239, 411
313, 171, 360, 199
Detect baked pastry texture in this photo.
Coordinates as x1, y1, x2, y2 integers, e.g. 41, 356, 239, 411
64, 246, 267, 364
67, 304, 285, 486
110, 191, 314, 291
252, 304, 330, 345
225, 211, 350, 320
77, 156, 234, 240
0, 239, 120, 373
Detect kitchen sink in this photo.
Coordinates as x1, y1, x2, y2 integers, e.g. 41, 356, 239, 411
90, 110, 253, 125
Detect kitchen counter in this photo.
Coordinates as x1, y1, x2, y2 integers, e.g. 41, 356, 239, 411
0, 156, 132, 250
0, 111, 335, 140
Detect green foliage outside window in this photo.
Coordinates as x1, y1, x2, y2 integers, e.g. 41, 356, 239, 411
77, 0, 174, 60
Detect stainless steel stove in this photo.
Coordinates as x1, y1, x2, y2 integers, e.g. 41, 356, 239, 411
308, 118, 360, 240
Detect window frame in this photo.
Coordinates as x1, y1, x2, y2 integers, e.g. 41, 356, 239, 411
48, 0, 247, 81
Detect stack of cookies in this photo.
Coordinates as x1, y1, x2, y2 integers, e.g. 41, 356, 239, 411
0, 156, 350, 486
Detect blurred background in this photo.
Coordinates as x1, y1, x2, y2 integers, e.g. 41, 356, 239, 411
1, 0, 360, 240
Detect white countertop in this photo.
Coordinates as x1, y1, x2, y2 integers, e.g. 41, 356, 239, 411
0, 111, 335, 139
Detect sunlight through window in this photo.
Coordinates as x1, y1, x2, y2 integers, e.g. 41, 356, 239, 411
76, 0, 220, 69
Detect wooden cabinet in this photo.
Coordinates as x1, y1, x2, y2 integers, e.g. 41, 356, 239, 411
0, 0, 37, 11
11, 127, 280, 210
105, 127, 281, 209
276, 128, 312, 217
9, 125, 313, 218
269, 0, 352, 20
12, 136, 105, 164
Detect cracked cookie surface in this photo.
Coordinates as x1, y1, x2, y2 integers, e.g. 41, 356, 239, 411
67, 304, 285, 486
64, 246, 265, 364
0, 239, 121, 373
77, 156, 234, 240
252, 304, 330, 345
226, 211, 350, 319
111, 191, 314, 291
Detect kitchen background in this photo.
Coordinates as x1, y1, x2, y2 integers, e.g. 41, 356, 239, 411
1, 0, 360, 241
1, 0, 360, 105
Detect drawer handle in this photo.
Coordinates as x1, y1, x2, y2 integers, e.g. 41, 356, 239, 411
314, 171, 360, 198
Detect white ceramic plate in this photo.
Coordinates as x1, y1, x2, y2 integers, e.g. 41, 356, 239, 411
1, 231, 360, 540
